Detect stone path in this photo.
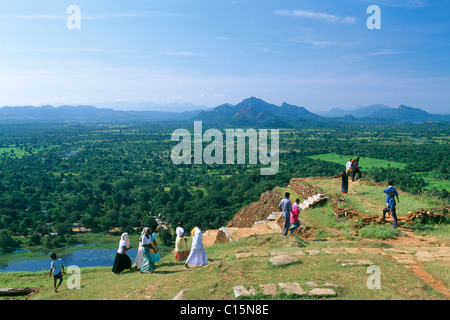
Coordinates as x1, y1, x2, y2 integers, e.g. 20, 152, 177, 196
214, 212, 283, 244
233, 282, 337, 298
233, 245, 450, 298
233, 246, 450, 265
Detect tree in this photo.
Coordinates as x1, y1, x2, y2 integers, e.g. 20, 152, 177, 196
0, 229, 19, 251
54, 221, 72, 236
29, 233, 42, 246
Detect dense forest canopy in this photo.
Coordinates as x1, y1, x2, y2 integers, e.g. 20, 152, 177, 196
0, 121, 448, 250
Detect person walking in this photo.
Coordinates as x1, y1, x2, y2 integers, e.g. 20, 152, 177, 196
49, 253, 65, 293
133, 227, 148, 270
383, 181, 400, 206
184, 222, 208, 268
279, 192, 292, 236
382, 192, 398, 229
174, 221, 190, 261
112, 232, 133, 274
289, 199, 301, 235
341, 170, 348, 194
346, 159, 353, 176
351, 157, 363, 181
141, 228, 157, 274
150, 225, 162, 265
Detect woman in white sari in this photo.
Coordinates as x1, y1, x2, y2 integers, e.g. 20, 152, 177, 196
184, 222, 208, 268
133, 227, 148, 269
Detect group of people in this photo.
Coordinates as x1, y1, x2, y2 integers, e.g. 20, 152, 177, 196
279, 192, 301, 236
47, 221, 209, 292
341, 157, 363, 194
339, 156, 400, 229
111, 221, 208, 275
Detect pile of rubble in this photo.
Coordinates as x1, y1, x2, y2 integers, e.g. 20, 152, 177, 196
332, 207, 362, 219
291, 224, 317, 240
226, 188, 281, 228
405, 207, 449, 224
332, 207, 384, 229
289, 178, 321, 199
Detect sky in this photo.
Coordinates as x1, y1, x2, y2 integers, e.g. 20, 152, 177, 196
0, 0, 449, 113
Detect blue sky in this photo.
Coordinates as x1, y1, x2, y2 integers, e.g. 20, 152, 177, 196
0, 0, 449, 113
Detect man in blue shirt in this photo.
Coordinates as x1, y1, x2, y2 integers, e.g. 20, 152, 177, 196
279, 192, 292, 236
382, 192, 398, 229
383, 181, 400, 206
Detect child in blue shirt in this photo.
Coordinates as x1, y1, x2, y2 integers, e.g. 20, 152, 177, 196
382, 192, 398, 229
49, 253, 65, 292
383, 181, 400, 206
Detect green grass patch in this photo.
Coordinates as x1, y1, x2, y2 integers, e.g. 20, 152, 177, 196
308, 153, 408, 170
359, 225, 401, 240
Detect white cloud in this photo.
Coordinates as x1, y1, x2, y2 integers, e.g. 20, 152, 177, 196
159, 51, 197, 56
370, 50, 399, 56
275, 9, 356, 24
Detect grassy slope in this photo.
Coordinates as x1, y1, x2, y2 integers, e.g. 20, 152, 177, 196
0, 232, 445, 301
1, 178, 448, 300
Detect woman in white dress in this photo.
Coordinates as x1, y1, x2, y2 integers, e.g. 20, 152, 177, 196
112, 232, 132, 274
133, 227, 148, 269
184, 222, 208, 268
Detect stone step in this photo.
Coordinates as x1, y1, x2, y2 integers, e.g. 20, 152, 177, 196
233, 283, 337, 298
267, 212, 281, 220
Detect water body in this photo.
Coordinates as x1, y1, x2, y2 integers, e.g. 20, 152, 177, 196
0, 248, 139, 273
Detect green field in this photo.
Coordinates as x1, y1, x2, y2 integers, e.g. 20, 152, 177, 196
0, 145, 56, 158
308, 153, 408, 170
308, 153, 449, 191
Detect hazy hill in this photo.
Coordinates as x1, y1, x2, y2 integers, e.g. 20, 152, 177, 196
319, 104, 449, 123
0, 105, 202, 122
193, 97, 323, 126
0, 99, 448, 124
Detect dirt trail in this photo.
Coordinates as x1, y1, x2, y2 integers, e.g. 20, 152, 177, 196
409, 266, 450, 298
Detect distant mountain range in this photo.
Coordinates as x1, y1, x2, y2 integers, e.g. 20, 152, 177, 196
193, 97, 450, 125
1, 98, 448, 124
0, 105, 201, 122
89, 101, 211, 113
316, 103, 450, 123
